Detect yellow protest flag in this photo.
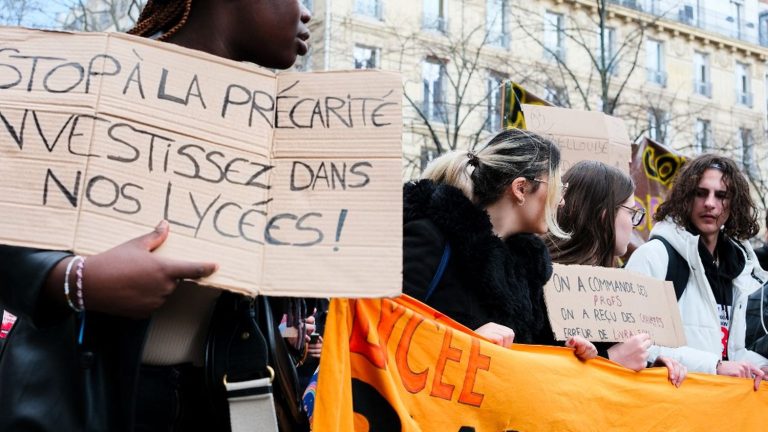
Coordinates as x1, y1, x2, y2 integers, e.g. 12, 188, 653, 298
314, 296, 768, 431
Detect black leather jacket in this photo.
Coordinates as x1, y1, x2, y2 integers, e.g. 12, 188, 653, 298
0, 245, 272, 432
0, 246, 154, 431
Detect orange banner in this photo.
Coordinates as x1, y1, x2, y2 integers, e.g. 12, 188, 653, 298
314, 296, 768, 431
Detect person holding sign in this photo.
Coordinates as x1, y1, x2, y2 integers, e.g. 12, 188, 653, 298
626, 154, 768, 391
0, 1, 314, 431
403, 128, 597, 360
546, 160, 686, 387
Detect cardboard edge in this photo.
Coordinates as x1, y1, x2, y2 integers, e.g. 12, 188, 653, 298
663, 280, 687, 347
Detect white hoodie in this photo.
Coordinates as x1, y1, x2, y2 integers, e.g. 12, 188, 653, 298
626, 219, 768, 373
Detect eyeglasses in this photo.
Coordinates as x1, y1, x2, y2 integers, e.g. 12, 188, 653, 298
618, 204, 646, 227
532, 179, 569, 194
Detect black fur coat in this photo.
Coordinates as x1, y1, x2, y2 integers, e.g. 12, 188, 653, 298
403, 179, 556, 345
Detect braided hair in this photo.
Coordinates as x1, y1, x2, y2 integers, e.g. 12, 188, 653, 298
128, 0, 193, 41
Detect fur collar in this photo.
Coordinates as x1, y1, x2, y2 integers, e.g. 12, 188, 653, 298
404, 180, 553, 341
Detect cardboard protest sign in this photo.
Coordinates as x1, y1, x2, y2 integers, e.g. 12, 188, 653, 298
315, 297, 767, 431
521, 104, 631, 173
0, 27, 402, 297
543, 263, 686, 347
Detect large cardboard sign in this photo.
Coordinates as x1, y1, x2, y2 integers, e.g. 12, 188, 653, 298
522, 104, 631, 173
0, 27, 403, 297
543, 263, 686, 347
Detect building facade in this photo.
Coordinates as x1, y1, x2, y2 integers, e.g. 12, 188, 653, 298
300, 0, 768, 200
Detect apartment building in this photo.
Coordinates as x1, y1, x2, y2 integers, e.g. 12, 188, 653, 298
300, 0, 768, 185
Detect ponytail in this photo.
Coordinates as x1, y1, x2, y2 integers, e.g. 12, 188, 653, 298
421, 129, 568, 238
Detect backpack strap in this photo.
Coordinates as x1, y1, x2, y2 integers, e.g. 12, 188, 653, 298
424, 242, 451, 301
650, 235, 690, 300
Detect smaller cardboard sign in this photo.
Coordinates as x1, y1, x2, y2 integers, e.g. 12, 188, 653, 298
543, 263, 686, 347
521, 104, 631, 174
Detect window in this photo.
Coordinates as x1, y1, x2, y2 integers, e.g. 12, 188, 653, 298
423, 0, 447, 32
736, 62, 752, 107
647, 108, 668, 144
693, 51, 711, 97
765, 74, 768, 124
302, 0, 314, 12
596, 27, 617, 75
354, 0, 381, 19
647, 0, 661, 14
543, 84, 569, 107
544, 11, 565, 61
422, 59, 447, 122
760, 12, 768, 47
646, 39, 666, 86
485, 71, 506, 131
739, 127, 755, 173
486, 0, 508, 48
732, 0, 744, 40
420, 144, 438, 171
353, 45, 379, 69
678, 3, 697, 26
693, 119, 711, 153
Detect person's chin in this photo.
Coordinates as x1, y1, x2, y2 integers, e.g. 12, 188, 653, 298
694, 222, 718, 236
275, 56, 298, 69
297, 38, 309, 56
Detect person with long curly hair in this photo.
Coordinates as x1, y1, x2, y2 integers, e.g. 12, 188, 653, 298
0, 1, 312, 431
626, 154, 768, 391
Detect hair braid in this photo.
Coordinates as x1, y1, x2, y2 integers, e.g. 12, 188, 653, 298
128, 0, 193, 41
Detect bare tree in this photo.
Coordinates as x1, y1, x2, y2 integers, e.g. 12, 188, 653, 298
509, 0, 664, 116
508, 0, 752, 156
58, 0, 144, 32
621, 88, 712, 146
396, 24, 511, 160
0, 0, 43, 26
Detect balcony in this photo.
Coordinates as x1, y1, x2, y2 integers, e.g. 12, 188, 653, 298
736, 91, 753, 108
608, 0, 761, 46
646, 69, 667, 87
694, 81, 712, 98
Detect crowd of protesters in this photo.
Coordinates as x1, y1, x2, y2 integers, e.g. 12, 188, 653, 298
1, 0, 768, 431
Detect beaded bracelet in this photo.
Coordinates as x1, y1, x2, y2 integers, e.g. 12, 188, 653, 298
75, 257, 86, 311
64, 256, 84, 313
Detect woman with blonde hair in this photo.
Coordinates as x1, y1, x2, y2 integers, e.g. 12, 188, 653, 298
403, 128, 596, 359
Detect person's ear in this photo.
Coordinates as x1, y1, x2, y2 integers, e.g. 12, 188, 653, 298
507, 177, 528, 205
